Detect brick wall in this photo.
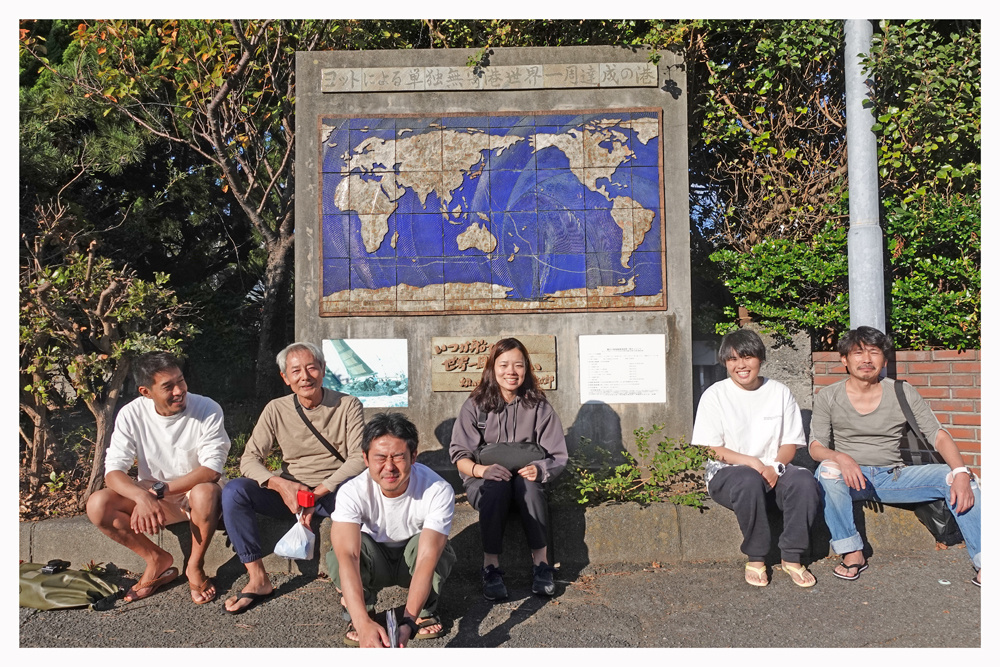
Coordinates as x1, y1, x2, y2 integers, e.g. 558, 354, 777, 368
812, 350, 981, 476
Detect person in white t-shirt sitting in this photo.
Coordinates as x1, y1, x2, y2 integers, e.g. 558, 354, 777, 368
85, 352, 231, 604
329, 412, 457, 648
691, 329, 821, 588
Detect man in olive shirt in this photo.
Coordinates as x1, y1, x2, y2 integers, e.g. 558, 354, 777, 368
810, 327, 981, 586
221, 341, 366, 613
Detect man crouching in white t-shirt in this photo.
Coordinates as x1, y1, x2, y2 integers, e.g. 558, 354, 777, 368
86, 351, 231, 605
691, 329, 821, 588
329, 412, 457, 647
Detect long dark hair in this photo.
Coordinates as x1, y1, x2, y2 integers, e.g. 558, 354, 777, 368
469, 337, 547, 413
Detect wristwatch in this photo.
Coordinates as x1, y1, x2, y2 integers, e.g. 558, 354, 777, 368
151, 481, 166, 500
770, 462, 786, 477
949, 466, 971, 481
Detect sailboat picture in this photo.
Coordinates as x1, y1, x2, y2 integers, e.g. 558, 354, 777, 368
322, 338, 409, 407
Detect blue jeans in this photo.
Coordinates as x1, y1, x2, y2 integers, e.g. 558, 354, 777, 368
815, 462, 981, 570
221, 478, 337, 564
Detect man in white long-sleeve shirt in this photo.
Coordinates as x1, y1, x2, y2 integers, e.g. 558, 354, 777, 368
86, 352, 231, 604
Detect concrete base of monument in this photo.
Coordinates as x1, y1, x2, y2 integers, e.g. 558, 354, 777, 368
20, 499, 942, 577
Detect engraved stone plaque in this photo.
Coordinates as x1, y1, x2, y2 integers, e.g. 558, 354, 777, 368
431, 335, 556, 392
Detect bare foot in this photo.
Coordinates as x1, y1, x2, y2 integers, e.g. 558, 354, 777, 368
744, 561, 768, 586
186, 564, 216, 604
833, 551, 866, 579
781, 561, 817, 587
124, 553, 175, 602
224, 579, 274, 613
415, 619, 442, 636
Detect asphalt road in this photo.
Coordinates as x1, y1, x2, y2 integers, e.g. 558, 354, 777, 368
19, 547, 980, 648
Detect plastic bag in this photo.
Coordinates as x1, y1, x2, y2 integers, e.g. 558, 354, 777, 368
274, 511, 315, 560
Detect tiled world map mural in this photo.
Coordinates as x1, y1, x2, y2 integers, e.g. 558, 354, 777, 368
319, 109, 665, 315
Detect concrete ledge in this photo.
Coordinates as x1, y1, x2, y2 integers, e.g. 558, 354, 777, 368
20, 500, 941, 576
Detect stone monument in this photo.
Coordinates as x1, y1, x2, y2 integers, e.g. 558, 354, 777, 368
295, 45, 691, 472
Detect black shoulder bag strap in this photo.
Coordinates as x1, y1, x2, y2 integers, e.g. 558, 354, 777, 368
293, 394, 346, 463
893, 380, 938, 465
893, 381, 963, 545
475, 409, 489, 447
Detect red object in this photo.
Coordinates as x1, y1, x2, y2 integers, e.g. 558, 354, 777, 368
297, 489, 315, 508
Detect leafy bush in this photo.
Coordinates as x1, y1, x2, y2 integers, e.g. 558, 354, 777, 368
221, 401, 285, 480
710, 222, 849, 342
865, 20, 981, 202
710, 193, 979, 350
886, 194, 980, 349
553, 425, 713, 508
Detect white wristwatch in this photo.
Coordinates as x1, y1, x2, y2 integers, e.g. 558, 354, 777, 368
950, 466, 971, 478
770, 462, 786, 476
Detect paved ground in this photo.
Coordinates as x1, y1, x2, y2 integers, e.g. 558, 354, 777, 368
19, 547, 980, 648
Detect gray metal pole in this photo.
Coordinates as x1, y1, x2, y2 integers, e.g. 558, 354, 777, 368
844, 19, 886, 333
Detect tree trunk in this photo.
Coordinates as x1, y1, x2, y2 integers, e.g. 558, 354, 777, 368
80, 360, 132, 508
21, 400, 51, 494
254, 236, 295, 403
81, 405, 113, 508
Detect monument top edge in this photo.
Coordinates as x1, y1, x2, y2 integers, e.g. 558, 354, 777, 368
298, 44, 682, 68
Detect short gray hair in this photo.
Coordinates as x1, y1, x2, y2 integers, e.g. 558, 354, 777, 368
276, 341, 325, 374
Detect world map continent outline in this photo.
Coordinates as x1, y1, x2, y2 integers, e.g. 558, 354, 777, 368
319, 110, 665, 315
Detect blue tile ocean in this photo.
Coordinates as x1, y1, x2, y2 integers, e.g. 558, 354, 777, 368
319, 110, 665, 312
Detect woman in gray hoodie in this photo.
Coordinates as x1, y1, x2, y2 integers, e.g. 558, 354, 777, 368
449, 337, 568, 601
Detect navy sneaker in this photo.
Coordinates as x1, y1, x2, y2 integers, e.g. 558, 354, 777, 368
481, 564, 508, 601
532, 562, 556, 596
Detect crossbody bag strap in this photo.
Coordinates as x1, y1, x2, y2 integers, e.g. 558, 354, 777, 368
293, 394, 346, 463
893, 379, 933, 464
476, 408, 489, 446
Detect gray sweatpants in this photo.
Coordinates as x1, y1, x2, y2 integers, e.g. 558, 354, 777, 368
707, 464, 820, 563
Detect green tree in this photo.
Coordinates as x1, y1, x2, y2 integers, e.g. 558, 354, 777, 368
703, 20, 980, 349
21, 20, 336, 400
683, 21, 848, 251
20, 19, 267, 405
20, 196, 198, 504
865, 19, 980, 203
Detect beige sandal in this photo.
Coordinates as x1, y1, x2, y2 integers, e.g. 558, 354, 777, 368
781, 561, 817, 588
744, 563, 769, 587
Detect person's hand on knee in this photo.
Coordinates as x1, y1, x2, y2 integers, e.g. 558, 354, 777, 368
482, 464, 511, 482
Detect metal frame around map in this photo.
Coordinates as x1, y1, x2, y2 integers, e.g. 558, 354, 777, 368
317, 108, 666, 317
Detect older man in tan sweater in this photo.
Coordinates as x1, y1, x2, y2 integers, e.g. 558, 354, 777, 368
221, 341, 366, 614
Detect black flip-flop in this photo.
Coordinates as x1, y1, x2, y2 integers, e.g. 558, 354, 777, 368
972, 575, 981, 588
223, 591, 274, 615
833, 560, 869, 581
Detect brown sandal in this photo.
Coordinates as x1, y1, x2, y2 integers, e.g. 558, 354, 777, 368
188, 576, 217, 604
124, 566, 179, 602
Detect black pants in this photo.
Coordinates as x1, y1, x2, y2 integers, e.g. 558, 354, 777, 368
466, 476, 549, 555
707, 464, 820, 563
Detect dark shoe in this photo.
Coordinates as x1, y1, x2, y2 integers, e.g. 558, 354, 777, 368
532, 562, 556, 596
482, 564, 508, 601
